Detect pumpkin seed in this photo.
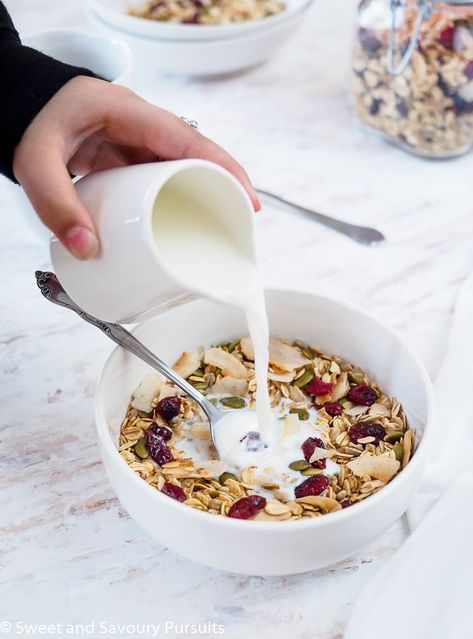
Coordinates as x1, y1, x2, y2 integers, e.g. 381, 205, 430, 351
219, 472, 237, 485
137, 410, 152, 418
289, 407, 310, 421
301, 467, 323, 476
393, 442, 404, 462
294, 370, 315, 388
261, 482, 280, 490
348, 370, 365, 384
302, 347, 315, 359
192, 381, 208, 391
384, 430, 404, 444
134, 438, 148, 459
208, 398, 218, 405
220, 396, 246, 409
289, 459, 311, 471
209, 490, 220, 498
227, 338, 240, 353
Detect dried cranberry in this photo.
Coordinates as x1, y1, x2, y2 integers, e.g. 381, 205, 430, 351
301, 437, 326, 469
227, 495, 266, 519
148, 423, 172, 441
324, 402, 342, 417
161, 482, 186, 502
348, 421, 386, 445
304, 377, 333, 396
439, 26, 455, 49
359, 28, 382, 53
144, 429, 174, 466
466, 61, 473, 80
294, 474, 329, 499
347, 384, 378, 406
452, 93, 473, 115
149, 0, 165, 10
341, 499, 353, 508
370, 98, 382, 115
396, 99, 409, 118
155, 396, 181, 421
182, 13, 200, 23
240, 431, 266, 453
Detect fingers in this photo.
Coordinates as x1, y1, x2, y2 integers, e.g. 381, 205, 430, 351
104, 97, 261, 211
14, 144, 99, 260
146, 109, 262, 211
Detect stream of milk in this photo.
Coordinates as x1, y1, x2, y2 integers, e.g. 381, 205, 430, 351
152, 184, 273, 440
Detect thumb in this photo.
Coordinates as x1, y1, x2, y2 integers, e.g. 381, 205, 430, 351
14, 148, 99, 260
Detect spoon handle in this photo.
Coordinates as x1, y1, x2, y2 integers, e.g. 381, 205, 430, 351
34, 271, 220, 423
256, 189, 385, 246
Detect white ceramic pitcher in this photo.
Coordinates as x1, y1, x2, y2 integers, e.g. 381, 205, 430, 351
50, 160, 256, 323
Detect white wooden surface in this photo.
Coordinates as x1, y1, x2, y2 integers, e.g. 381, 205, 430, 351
1, 1, 473, 637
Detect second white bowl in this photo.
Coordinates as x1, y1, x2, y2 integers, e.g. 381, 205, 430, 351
95, 289, 433, 575
88, 0, 314, 75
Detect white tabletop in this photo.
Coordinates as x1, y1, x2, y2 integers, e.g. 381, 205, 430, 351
2, 1, 473, 637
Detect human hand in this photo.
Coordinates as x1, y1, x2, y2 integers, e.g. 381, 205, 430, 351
13, 76, 260, 259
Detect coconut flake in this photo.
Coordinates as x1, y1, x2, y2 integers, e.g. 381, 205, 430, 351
282, 413, 300, 438
211, 376, 248, 396
347, 453, 400, 482
194, 459, 227, 478
174, 350, 202, 378
331, 372, 350, 402
131, 373, 162, 412
309, 447, 334, 463
240, 337, 310, 372
204, 347, 248, 379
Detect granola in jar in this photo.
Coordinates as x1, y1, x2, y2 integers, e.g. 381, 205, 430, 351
353, 0, 473, 157
118, 337, 414, 522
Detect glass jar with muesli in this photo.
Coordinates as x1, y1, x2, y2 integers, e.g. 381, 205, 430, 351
353, 0, 473, 157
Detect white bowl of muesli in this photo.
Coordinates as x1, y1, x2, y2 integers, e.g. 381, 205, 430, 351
95, 289, 433, 575
88, 0, 313, 75
88, 0, 311, 41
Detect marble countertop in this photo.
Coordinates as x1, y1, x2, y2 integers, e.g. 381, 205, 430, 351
2, 0, 473, 637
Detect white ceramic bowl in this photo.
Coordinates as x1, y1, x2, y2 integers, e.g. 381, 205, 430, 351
88, 0, 312, 41
23, 29, 132, 85
88, 0, 313, 75
96, 290, 433, 575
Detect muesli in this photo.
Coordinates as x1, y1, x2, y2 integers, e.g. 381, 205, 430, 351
128, 0, 285, 25
353, 8, 473, 156
119, 338, 414, 521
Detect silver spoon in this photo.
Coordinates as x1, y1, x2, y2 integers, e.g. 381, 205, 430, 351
256, 189, 385, 246
34, 270, 244, 453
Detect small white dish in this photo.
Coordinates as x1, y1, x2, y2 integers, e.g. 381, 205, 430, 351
23, 29, 132, 85
95, 289, 434, 575
88, 0, 312, 41
89, 4, 311, 76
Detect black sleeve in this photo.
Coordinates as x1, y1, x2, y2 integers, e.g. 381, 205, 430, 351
0, 2, 97, 181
